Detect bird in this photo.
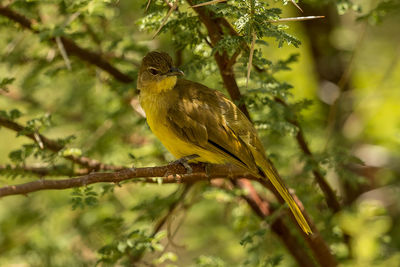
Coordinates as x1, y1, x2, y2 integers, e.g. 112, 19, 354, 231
137, 51, 312, 234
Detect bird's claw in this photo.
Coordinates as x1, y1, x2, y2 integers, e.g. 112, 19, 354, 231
170, 154, 199, 174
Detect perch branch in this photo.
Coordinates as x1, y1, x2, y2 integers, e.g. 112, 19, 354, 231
0, 163, 258, 198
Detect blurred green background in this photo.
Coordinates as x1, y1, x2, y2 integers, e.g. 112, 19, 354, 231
0, 0, 399, 266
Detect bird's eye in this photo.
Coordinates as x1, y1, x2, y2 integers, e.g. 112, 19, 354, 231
148, 67, 159, 75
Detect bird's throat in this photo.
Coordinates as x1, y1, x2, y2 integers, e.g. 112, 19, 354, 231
143, 76, 177, 93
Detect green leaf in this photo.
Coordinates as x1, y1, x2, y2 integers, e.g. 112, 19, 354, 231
0, 77, 15, 92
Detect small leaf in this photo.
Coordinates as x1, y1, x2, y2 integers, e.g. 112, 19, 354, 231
0, 77, 15, 92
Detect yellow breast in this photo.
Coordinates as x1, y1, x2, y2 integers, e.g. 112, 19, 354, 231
139, 79, 227, 164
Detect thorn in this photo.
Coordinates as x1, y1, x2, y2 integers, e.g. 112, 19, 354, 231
33, 132, 44, 149
270, 16, 325, 23
290, 0, 303, 13
152, 0, 178, 39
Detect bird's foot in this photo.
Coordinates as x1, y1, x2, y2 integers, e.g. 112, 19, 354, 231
170, 154, 199, 174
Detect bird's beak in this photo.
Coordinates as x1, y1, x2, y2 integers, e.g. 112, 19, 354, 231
166, 67, 184, 76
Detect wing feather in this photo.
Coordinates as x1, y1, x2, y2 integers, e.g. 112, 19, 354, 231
166, 79, 258, 172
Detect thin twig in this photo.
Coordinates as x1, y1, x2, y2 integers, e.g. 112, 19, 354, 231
246, 31, 256, 87
191, 0, 227, 8
146, 0, 152, 11
152, 184, 193, 236
152, 0, 178, 39
165, 205, 188, 248
232, 179, 318, 267
131, 185, 193, 264
33, 132, 44, 149
273, 97, 341, 212
257, 178, 338, 267
0, 5, 133, 83
0, 116, 124, 171
56, 37, 72, 70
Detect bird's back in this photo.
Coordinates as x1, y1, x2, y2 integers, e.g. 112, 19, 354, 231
169, 79, 269, 175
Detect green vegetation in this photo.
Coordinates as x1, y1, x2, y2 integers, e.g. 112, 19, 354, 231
0, 0, 399, 266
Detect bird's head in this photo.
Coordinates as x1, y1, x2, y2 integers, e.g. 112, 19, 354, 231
137, 51, 184, 92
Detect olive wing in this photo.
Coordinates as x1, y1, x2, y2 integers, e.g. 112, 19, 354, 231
166, 80, 258, 172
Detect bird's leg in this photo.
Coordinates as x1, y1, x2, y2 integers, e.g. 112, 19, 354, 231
204, 163, 212, 179
170, 154, 199, 174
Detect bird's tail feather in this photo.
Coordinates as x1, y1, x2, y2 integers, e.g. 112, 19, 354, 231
262, 164, 312, 235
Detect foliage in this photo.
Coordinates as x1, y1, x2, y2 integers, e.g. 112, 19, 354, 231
0, 0, 400, 266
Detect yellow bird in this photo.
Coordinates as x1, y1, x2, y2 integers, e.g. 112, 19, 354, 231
137, 51, 312, 234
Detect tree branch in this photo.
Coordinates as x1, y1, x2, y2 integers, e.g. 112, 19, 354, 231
0, 163, 258, 198
0, 116, 124, 171
274, 97, 341, 212
257, 179, 338, 267
130, 184, 193, 264
0, 5, 134, 84
0, 161, 317, 267
233, 179, 317, 267
188, 0, 251, 119
186, 4, 337, 266
187, 1, 340, 213
1, 4, 338, 265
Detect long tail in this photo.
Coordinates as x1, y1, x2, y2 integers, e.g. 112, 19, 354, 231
261, 163, 312, 235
